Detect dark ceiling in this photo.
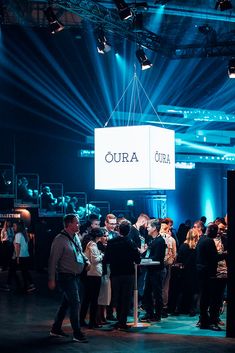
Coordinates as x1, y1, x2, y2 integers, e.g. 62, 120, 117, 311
3, 1, 235, 57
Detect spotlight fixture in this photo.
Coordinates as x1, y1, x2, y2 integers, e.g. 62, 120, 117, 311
228, 59, 235, 78
215, 0, 233, 11
96, 29, 111, 54
44, 6, 64, 34
136, 48, 153, 70
113, 0, 133, 20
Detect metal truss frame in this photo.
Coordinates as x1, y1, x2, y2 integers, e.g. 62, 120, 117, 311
171, 41, 235, 59
2, 1, 235, 58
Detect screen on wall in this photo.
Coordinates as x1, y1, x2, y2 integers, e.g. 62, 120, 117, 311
95, 125, 175, 191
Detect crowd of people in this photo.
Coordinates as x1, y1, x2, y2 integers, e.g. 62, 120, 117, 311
0, 212, 228, 343
16, 178, 101, 221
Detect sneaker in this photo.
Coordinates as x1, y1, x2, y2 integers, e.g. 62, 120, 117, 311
140, 315, 155, 323
210, 324, 222, 331
27, 284, 37, 293
50, 328, 69, 337
113, 322, 129, 330
73, 331, 88, 343
98, 319, 109, 325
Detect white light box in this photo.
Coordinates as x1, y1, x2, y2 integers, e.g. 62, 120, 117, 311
95, 125, 175, 191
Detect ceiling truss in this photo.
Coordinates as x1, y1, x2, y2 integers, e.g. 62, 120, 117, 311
2, 0, 235, 58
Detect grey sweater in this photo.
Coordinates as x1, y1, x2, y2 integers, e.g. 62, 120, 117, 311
48, 232, 87, 280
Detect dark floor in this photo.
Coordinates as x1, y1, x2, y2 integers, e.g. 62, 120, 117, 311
0, 271, 234, 353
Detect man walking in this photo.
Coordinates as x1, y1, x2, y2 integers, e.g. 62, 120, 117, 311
48, 214, 90, 342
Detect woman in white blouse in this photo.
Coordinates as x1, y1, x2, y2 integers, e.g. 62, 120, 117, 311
80, 228, 104, 329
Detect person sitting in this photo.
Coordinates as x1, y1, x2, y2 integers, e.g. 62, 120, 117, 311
40, 186, 57, 211
17, 177, 33, 202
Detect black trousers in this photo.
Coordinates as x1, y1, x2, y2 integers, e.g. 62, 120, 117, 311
80, 276, 101, 325
7, 257, 33, 289
197, 271, 225, 326
111, 274, 134, 326
53, 273, 81, 334
143, 269, 165, 319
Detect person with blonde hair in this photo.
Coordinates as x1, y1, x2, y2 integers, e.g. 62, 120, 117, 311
174, 228, 199, 316
185, 229, 199, 249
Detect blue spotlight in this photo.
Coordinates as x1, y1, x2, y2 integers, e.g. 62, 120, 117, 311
96, 29, 111, 54
201, 171, 215, 223
228, 58, 235, 78
113, 0, 133, 20
136, 48, 153, 70
44, 7, 64, 34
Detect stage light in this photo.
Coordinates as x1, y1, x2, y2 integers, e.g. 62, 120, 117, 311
44, 6, 64, 34
96, 29, 111, 54
136, 48, 153, 70
228, 59, 235, 78
215, 0, 233, 11
113, 0, 133, 20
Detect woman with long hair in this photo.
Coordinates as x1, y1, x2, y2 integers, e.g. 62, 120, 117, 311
80, 227, 104, 328
6, 220, 36, 293
174, 229, 199, 316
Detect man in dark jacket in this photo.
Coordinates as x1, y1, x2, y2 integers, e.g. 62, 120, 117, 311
140, 219, 166, 322
105, 220, 141, 330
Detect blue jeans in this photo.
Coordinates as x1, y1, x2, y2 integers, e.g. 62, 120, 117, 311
52, 273, 81, 334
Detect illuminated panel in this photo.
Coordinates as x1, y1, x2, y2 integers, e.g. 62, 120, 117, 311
95, 125, 175, 190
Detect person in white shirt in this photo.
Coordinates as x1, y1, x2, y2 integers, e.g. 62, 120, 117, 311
80, 228, 104, 329
160, 219, 177, 317
6, 220, 36, 293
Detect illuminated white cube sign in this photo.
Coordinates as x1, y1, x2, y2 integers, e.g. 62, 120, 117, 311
95, 125, 175, 190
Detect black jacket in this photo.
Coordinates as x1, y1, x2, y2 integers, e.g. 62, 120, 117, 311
104, 237, 141, 276
147, 235, 166, 270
